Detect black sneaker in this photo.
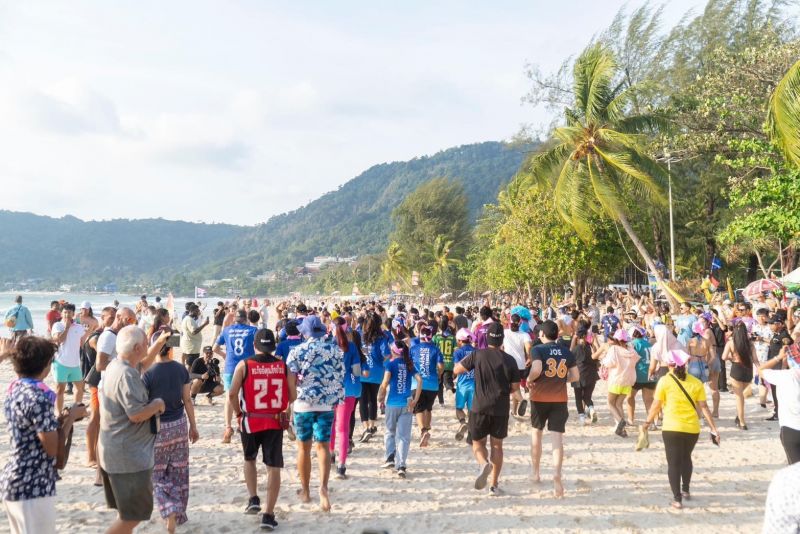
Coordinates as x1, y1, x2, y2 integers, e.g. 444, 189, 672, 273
382, 454, 395, 469
397, 467, 406, 479
359, 429, 371, 443
260, 513, 278, 531
336, 465, 347, 479
766, 414, 779, 421
245, 495, 261, 514
369, 426, 377, 435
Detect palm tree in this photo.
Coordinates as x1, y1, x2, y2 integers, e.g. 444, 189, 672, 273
381, 242, 409, 288
426, 235, 461, 291
520, 43, 669, 284
768, 59, 800, 167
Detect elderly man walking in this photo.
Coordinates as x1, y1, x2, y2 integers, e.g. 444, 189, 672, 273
98, 326, 167, 534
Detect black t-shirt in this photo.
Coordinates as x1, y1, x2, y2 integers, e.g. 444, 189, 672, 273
459, 348, 520, 416
213, 309, 226, 326
572, 342, 598, 380
142, 360, 190, 423
769, 329, 793, 359
191, 357, 209, 375
454, 314, 468, 331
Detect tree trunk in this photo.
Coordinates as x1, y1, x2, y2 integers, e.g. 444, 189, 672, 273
747, 254, 758, 283
704, 194, 716, 271
617, 211, 680, 309
650, 210, 667, 269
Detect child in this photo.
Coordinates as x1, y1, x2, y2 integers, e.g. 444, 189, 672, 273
453, 329, 476, 443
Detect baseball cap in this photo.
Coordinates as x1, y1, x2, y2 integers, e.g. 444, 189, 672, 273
202, 345, 213, 353
613, 329, 630, 342
255, 328, 277, 353
487, 322, 504, 346
80, 301, 92, 310
455, 328, 473, 342
768, 316, 784, 324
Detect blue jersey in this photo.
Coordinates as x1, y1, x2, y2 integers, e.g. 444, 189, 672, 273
453, 345, 476, 387
343, 341, 363, 398
361, 334, 389, 384
217, 324, 258, 374
410, 341, 443, 391
275, 338, 302, 360
385, 358, 415, 408
601, 314, 620, 339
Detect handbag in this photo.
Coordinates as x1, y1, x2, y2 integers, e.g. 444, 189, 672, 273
56, 404, 86, 470
4, 306, 21, 328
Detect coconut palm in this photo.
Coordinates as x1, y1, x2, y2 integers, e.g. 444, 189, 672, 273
520, 43, 669, 283
381, 242, 409, 288
768, 59, 800, 167
426, 235, 461, 291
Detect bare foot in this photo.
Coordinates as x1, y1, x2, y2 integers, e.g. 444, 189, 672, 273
167, 513, 176, 534
319, 487, 331, 512
531, 472, 541, 484
296, 488, 311, 503
553, 476, 564, 498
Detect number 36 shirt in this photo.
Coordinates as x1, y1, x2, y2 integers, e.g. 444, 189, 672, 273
530, 342, 576, 403
217, 323, 258, 375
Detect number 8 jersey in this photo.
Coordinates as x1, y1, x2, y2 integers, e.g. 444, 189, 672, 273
240, 355, 289, 432
529, 342, 576, 403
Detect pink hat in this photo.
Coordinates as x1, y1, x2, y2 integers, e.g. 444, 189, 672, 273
692, 320, 706, 335
612, 329, 630, 342
456, 328, 473, 342
666, 349, 691, 367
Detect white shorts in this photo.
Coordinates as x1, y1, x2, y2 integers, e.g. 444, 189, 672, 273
3, 496, 55, 534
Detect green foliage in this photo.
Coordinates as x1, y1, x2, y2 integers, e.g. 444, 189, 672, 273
769, 59, 800, 167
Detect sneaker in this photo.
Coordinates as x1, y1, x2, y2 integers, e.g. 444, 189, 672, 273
260, 513, 278, 531
369, 426, 378, 435
766, 414, 779, 421
490, 485, 501, 496
382, 455, 395, 469
397, 467, 406, 479
244, 495, 261, 514
517, 400, 528, 417
222, 427, 233, 444
589, 406, 598, 423
455, 422, 468, 441
578, 414, 586, 426
286, 425, 296, 442
614, 419, 626, 437
359, 429, 372, 443
474, 462, 492, 490
336, 465, 347, 480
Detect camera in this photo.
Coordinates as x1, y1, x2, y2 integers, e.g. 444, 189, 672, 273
207, 358, 221, 379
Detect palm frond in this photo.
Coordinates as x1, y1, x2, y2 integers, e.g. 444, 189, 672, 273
767, 59, 800, 167
614, 112, 672, 135
587, 154, 623, 221
518, 143, 573, 188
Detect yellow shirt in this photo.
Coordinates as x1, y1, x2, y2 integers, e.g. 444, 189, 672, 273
655, 372, 706, 434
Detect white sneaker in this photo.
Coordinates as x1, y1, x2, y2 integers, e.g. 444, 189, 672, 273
579, 414, 586, 426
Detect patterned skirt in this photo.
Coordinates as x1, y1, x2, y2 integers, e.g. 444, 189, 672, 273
153, 413, 190, 524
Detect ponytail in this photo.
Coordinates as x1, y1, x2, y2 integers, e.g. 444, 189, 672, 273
393, 339, 414, 373
333, 317, 349, 352
674, 365, 687, 381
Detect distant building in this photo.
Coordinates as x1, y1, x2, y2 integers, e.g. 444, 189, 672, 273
304, 255, 357, 272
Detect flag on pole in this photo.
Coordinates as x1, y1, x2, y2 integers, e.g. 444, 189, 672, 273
195, 287, 207, 298
711, 256, 722, 271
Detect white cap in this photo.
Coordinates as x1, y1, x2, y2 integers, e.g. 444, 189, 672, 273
80, 301, 92, 310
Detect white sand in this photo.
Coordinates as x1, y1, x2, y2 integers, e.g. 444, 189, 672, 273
0, 321, 784, 533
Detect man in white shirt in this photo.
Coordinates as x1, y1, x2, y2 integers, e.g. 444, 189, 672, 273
180, 304, 209, 369
51, 303, 86, 412
258, 299, 270, 330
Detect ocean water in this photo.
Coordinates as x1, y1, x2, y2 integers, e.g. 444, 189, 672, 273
0, 291, 230, 338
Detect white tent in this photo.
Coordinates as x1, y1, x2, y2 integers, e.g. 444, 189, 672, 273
783, 267, 800, 285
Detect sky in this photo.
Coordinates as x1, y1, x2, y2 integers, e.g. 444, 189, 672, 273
0, 0, 708, 226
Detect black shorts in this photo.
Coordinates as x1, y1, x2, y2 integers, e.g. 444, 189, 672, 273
241, 429, 284, 467
530, 401, 569, 433
632, 382, 656, 391
198, 379, 220, 394
469, 412, 509, 440
413, 390, 438, 414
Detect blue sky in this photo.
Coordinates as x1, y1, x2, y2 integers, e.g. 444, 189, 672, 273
0, 0, 708, 225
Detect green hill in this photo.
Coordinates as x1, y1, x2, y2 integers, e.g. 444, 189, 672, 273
0, 141, 529, 287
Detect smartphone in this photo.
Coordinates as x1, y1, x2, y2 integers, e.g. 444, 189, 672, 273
166, 334, 181, 348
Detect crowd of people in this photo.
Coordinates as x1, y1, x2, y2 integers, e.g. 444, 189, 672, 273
0, 289, 798, 532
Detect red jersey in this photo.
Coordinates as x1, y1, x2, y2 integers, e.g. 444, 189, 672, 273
240, 356, 288, 432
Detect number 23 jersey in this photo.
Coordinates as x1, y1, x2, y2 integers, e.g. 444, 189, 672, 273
530, 342, 576, 403
240, 355, 289, 432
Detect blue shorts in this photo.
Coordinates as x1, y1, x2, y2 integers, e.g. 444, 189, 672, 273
53, 361, 83, 383
455, 384, 474, 411
222, 373, 233, 391
294, 411, 335, 443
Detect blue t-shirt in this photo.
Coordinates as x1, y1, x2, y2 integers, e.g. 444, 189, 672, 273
275, 338, 303, 360
410, 341, 443, 391
362, 334, 389, 384
343, 341, 363, 398
601, 314, 620, 338
217, 323, 258, 374
385, 358, 416, 408
632, 337, 653, 383
453, 345, 476, 388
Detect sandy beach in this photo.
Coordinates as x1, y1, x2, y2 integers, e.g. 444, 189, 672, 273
0, 320, 783, 534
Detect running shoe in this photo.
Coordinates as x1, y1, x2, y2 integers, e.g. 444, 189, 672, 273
397, 467, 407, 479
286, 425, 296, 442
222, 427, 233, 444
260, 513, 278, 531
336, 465, 347, 480
474, 462, 492, 490
382, 455, 395, 469
369, 426, 378, 436
589, 406, 598, 423
517, 400, 528, 417
359, 429, 372, 443
245, 495, 261, 514
490, 485, 501, 496
455, 422, 468, 441
578, 414, 586, 426
614, 419, 626, 437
